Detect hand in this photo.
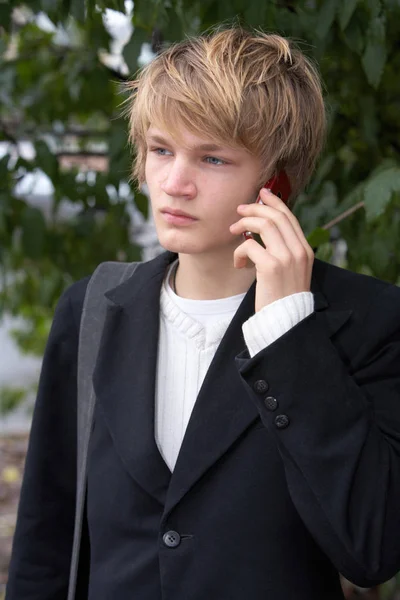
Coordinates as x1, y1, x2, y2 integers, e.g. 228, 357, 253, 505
229, 188, 314, 312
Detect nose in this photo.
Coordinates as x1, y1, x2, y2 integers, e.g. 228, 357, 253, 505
160, 158, 196, 199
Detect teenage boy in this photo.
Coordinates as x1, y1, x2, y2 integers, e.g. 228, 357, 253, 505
6, 27, 400, 600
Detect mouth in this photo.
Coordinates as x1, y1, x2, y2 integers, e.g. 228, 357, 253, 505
161, 208, 197, 219
160, 208, 198, 226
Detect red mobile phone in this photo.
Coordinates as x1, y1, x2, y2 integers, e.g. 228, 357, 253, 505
243, 171, 291, 242
263, 171, 291, 203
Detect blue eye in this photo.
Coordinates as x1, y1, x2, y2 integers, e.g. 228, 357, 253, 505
206, 156, 226, 166
152, 148, 173, 156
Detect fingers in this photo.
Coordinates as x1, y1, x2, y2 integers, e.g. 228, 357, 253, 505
230, 188, 315, 273
232, 189, 314, 307
230, 206, 312, 261
259, 188, 304, 236
250, 189, 313, 256
231, 214, 304, 261
233, 238, 267, 269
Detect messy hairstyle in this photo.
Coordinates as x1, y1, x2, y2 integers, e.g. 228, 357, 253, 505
125, 26, 326, 206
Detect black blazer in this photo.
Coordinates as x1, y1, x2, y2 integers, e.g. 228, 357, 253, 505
6, 250, 400, 600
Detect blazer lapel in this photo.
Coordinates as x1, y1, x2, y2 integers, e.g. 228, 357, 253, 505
93, 251, 175, 506
164, 258, 353, 515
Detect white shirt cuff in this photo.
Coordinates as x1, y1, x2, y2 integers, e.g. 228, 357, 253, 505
242, 292, 314, 358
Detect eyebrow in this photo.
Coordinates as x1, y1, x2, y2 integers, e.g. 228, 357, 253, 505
146, 134, 226, 153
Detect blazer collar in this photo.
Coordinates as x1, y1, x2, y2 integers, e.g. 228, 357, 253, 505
106, 251, 330, 311
311, 259, 353, 338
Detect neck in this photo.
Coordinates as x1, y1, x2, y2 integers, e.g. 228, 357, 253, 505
172, 252, 256, 300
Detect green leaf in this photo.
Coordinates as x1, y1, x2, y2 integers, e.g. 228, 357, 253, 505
21, 206, 47, 259
0, 5, 13, 32
41, 0, 58, 13
109, 120, 128, 161
86, 0, 96, 19
0, 154, 10, 181
368, 236, 392, 272
316, 0, 338, 39
96, 0, 126, 11
0, 192, 9, 236
109, 120, 131, 183
61, 0, 72, 20
113, 0, 126, 12
200, 0, 220, 28
134, 190, 149, 219
0, 386, 27, 416
363, 167, 400, 220
308, 154, 335, 193
315, 241, 333, 262
162, 11, 184, 43
123, 28, 150, 73
0, 36, 7, 60
359, 95, 379, 146
307, 227, 330, 248
70, 0, 86, 22
29, 0, 42, 11
132, 0, 157, 30
339, 0, 358, 30
244, 0, 268, 27
365, 0, 381, 19
35, 140, 59, 182
343, 18, 364, 54
85, 13, 112, 51
368, 158, 398, 175
361, 15, 387, 89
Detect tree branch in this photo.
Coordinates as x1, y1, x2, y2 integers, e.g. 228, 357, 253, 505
322, 201, 365, 230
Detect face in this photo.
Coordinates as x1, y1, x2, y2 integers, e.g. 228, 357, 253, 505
144, 126, 262, 257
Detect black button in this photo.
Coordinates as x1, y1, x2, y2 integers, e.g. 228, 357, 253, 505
163, 530, 181, 548
254, 380, 269, 394
264, 396, 278, 411
275, 414, 290, 429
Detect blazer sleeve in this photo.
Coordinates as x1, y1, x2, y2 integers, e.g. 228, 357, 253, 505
236, 283, 400, 588
6, 281, 88, 600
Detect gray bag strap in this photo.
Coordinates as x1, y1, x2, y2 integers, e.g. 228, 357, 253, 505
67, 261, 140, 600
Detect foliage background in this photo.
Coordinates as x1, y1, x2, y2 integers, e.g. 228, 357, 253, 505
0, 0, 400, 596
1, 0, 400, 361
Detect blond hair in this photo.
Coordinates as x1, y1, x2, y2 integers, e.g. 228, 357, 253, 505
125, 26, 326, 206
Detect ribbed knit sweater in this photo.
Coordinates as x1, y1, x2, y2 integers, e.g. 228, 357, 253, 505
155, 259, 314, 471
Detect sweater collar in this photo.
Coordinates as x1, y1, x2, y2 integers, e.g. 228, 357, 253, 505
159, 258, 248, 350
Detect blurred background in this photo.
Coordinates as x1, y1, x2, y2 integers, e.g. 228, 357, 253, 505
0, 0, 399, 598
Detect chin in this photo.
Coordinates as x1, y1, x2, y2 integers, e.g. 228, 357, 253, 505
159, 236, 203, 255
158, 230, 236, 257
155, 218, 237, 254
156, 228, 201, 253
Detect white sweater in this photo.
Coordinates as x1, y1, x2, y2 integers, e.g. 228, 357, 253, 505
155, 260, 314, 471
